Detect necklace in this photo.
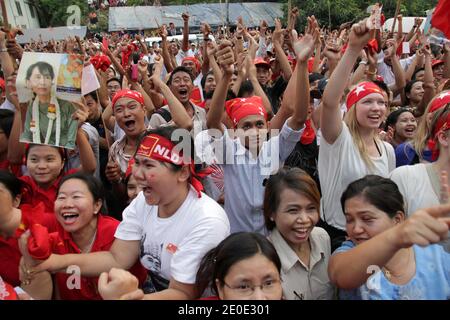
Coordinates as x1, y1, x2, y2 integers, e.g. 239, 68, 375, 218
81, 229, 97, 253
382, 248, 414, 281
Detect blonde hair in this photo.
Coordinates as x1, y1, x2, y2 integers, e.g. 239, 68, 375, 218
344, 105, 382, 170
412, 90, 450, 158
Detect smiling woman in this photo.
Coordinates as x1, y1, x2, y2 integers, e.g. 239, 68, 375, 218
263, 168, 334, 300
328, 175, 450, 300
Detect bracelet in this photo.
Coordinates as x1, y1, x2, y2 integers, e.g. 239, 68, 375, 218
365, 70, 377, 76
359, 60, 368, 65
0, 48, 7, 52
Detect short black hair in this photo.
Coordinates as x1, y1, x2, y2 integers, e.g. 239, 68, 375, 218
26, 61, 55, 80
106, 77, 121, 86
0, 109, 14, 138
84, 91, 98, 102
58, 172, 106, 213
0, 170, 22, 199
384, 108, 414, 131
341, 175, 405, 218
195, 232, 281, 297
167, 66, 194, 86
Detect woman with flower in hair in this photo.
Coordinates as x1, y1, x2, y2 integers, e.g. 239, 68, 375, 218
319, 20, 396, 251
21, 61, 78, 149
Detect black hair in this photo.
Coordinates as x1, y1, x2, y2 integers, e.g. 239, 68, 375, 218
412, 68, 425, 81
384, 108, 414, 131
264, 168, 321, 231
0, 109, 14, 138
340, 175, 405, 219
25, 144, 66, 162
201, 70, 214, 91
372, 80, 390, 99
58, 172, 106, 213
136, 126, 200, 172
404, 80, 422, 105
203, 90, 214, 101
106, 77, 121, 87
0, 170, 22, 199
167, 66, 194, 86
237, 80, 254, 98
84, 91, 98, 103
26, 61, 55, 80
195, 232, 281, 297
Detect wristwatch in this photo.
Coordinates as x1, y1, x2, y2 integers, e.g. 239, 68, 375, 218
0, 47, 7, 52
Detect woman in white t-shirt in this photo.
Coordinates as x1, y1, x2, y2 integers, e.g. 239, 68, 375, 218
25, 126, 230, 300
319, 20, 395, 251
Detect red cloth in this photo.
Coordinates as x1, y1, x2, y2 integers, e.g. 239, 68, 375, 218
90, 54, 111, 72
28, 224, 64, 260
300, 119, 316, 145
19, 169, 77, 213
367, 39, 379, 54
190, 86, 203, 105
0, 77, 5, 92
429, 91, 450, 113
431, 0, 450, 39
45, 215, 146, 300
346, 81, 384, 111
121, 43, 138, 69
182, 56, 201, 74
429, 109, 450, 160
136, 134, 211, 197
111, 89, 144, 110
0, 159, 22, 177
0, 203, 57, 287
225, 96, 267, 128
0, 278, 18, 300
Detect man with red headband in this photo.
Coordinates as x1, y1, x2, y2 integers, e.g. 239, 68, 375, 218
181, 56, 204, 105
204, 35, 311, 234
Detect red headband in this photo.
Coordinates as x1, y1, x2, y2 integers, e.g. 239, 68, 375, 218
429, 91, 450, 114
112, 89, 144, 110
90, 54, 111, 72
182, 57, 201, 73
225, 96, 267, 127
429, 111, 450, 161
346, 82, 384, 111
136, 134, 211, 197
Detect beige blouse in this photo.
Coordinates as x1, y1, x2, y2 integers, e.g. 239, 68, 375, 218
269, 227, 335, 300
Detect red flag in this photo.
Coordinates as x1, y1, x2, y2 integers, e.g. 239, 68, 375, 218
431, 0, 450, 39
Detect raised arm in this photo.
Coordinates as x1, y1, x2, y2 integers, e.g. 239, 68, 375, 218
287, 16, 319, 130
321, 20, 372, 144
150, 57, 192, 130
181, 13, 190, 53
272, 18, 293, 81
329, 203, 450, 290
207, 41, 234, 133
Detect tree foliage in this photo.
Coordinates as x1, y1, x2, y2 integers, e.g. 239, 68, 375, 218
32, 0, 89, 28
288, 0, 437, 31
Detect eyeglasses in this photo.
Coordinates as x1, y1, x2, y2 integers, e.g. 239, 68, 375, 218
223, 278, 282, 297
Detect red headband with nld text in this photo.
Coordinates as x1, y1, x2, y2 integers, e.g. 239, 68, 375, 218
136, 134, 211, 197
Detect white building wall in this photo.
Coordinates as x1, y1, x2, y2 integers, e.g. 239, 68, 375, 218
3, 0, 40, 29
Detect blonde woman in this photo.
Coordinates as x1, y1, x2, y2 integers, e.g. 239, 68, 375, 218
318, 20, 396, 250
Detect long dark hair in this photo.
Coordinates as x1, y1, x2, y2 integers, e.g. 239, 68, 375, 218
195, 232, 281, 297
0, 170, 22, 199
340, 175, 404, 218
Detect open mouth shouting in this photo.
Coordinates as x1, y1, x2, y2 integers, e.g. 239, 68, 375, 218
61, 211, 80, 225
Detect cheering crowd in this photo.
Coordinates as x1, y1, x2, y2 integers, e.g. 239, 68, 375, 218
0, 6, 449, 300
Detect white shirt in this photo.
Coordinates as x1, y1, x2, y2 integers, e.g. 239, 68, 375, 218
198, 120, 304, 234
389, 163, 439, 215
377, 51, 416, 86
318, 123, 396, 230
115, 187, 230, 285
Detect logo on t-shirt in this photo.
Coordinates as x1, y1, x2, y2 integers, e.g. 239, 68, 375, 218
166, 243, 178, 254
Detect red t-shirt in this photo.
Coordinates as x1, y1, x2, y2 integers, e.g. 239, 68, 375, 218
19, 169, 78, 213
54, 215, 147, 300
0, 203, 57, 287
0, 277, 19, 300
0, 159, 22, 177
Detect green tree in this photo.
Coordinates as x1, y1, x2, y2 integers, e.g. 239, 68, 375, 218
32, 0, 89, 28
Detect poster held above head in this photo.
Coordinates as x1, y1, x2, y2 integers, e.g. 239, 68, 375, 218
16, 52, 84, 150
